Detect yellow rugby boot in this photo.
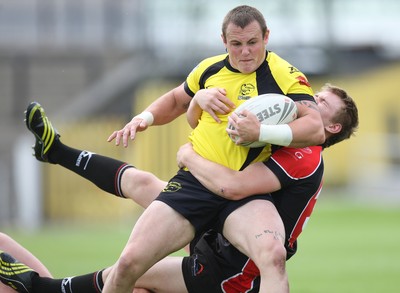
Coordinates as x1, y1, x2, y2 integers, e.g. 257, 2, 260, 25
0, 250, 37, 293
25, 101, 59, 163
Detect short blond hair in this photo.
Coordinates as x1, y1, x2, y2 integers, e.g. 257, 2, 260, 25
321, 83, 359, 148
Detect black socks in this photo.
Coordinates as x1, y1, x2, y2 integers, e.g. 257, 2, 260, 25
48, 140, 133, 197
32, 270, 104, 293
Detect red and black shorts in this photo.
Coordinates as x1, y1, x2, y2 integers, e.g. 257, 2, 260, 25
182, 230, 261, 293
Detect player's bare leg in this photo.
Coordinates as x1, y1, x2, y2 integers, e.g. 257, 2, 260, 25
223, 200, 288, 293
119, 168, 167, 208
102, 256, 187, 293
103, 201, 194, 293
0, 233, 52, 293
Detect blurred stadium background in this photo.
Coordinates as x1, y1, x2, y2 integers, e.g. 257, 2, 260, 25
1, 0, 400, 291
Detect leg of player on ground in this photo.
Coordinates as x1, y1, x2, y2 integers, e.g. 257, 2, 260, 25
0, 253, 188, 293
0, 233, 52, 293
101, 257, 187, 293
223, 200, 288, 293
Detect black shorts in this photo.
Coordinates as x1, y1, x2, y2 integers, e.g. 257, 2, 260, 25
182, 230, 261, 293
182, 230, 297, 293
156, 169, 273, 235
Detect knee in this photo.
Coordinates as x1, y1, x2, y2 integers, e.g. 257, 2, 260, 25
123, 169, 156, 190
114, 251, 142, 281
122, 169, 164, 205
270, 243, 287, 273
133, 170, 158, 186
254, 241, 287, 274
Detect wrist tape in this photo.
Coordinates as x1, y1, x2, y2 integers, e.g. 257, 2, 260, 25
135, 111, 154, 126
259, 124, 293, 146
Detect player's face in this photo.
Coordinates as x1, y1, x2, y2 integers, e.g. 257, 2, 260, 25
223, 21, 269, 74
314, 90, 344, 127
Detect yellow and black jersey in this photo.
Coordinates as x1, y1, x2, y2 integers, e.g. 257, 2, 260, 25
183, 51, 315, 171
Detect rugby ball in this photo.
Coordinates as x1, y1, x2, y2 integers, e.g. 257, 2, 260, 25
228, 93, 297, 148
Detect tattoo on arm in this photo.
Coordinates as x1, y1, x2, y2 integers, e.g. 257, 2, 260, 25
297, 100, 319, 111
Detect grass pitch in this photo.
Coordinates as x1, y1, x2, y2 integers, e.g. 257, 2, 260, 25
4, 197, 400, 292
287, 199, 400, 292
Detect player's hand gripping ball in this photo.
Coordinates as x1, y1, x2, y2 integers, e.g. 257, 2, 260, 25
228, 94, 298, 148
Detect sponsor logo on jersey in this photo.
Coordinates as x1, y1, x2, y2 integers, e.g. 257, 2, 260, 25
296, 76, 311, 87
289, 66, 300, 74
238, 83, 255, 100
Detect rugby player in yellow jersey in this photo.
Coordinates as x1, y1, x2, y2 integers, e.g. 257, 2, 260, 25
0, 84, 358, 293
1, 5, 323, 293
102, 5, 325, 293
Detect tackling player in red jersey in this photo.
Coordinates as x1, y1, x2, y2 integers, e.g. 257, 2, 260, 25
0, 83, 358, 293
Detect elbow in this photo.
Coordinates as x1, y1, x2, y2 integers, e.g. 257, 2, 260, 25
219, 186, 247, 200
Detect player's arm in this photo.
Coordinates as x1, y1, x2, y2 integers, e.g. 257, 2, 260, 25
288, 100, 325, 148
177, 143, 281, 200
187, 88, 236, 128
186, 95, 202, 129
108, 83, 192, 147
144, 83, 192, 125
227, 100, 324, 148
